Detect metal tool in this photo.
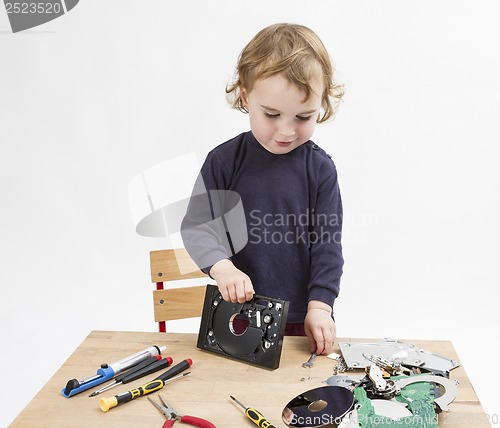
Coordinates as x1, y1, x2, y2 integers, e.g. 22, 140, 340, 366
89, 356, 173, 397
230, 395, 276, 428
302, 352, 317, 368
99, 358, 192, 412
62, 344, 166, 397
148, 394, 216, 428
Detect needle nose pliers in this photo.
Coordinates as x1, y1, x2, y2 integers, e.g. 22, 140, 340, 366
148, 394, 216, 428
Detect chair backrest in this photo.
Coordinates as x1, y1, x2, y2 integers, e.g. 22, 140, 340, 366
150, 248, 208, 332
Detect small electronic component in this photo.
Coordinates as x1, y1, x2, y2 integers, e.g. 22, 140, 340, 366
394, 374, 459, 413
354, 385, 438, 428
366, 364, 397, 399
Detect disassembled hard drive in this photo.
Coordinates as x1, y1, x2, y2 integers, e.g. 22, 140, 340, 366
338, 338, 460, 374
281, 337, 462, 427
197, 284, 289, 369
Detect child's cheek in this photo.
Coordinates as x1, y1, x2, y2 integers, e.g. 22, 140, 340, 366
302, 120, 316, 139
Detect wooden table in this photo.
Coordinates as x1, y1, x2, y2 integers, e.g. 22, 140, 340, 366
10, 331, 486, 427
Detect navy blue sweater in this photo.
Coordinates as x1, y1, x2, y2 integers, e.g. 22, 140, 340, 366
182, 131, 343, 323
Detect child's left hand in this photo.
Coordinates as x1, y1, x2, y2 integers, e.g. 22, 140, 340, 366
304, 301, 336, 355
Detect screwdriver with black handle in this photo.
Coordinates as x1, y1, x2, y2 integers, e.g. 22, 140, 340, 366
230, 396, 276, 428
89, 356, 173, 397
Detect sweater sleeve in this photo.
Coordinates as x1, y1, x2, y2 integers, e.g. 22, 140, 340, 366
181, 151, 247, 274
307, 162, 344, 311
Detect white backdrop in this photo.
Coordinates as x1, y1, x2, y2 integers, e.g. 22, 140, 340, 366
1, 1, 499, 426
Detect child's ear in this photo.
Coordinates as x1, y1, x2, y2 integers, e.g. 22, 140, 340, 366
240, 87, 249, 108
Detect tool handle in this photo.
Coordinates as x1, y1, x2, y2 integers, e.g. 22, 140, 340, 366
109, 345, 164, 374
115, 355, 161, 382
62, 366, 114, 398
162, 421, 175, 428
122, 357, 173, 384
246, 408, 276, 428
181, 415, 217, 428
99, 379, 165, 412
154, 358, 192, 382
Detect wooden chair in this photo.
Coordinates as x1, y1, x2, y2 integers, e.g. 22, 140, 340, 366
150, 248, 208, 332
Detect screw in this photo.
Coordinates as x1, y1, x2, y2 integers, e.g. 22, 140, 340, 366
263, 314, 273, 324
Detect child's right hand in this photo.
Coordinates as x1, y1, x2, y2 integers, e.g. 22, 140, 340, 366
209, 259, 254, 303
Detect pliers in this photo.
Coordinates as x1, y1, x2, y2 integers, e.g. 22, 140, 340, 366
148, 394, 216, 428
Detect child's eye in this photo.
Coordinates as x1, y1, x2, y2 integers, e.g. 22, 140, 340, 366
264, 112, 280, 119
296, 115, 312, 122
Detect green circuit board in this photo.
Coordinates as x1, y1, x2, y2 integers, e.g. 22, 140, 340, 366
354, 375, 438, 428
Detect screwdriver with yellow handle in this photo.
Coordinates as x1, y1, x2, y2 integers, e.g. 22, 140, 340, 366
230, 396, 276, 428
100, 358, 192, 412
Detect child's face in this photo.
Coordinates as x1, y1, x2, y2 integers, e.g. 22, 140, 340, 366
241, 74, 323, 155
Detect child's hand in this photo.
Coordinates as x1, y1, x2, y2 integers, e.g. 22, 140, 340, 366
209, 259, 254, 303
304, 300, 336, 355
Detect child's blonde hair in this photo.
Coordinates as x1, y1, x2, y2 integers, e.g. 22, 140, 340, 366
226, 23, 344, 123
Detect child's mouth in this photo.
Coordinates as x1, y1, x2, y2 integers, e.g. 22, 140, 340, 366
275, 140, 294, 147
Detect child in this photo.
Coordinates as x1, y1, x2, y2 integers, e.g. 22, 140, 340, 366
182, 23, 344, 355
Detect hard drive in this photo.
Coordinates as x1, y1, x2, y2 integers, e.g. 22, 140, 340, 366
197, 284, 290, 369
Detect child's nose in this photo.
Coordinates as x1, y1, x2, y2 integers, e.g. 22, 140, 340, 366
278, 124, 295, 139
